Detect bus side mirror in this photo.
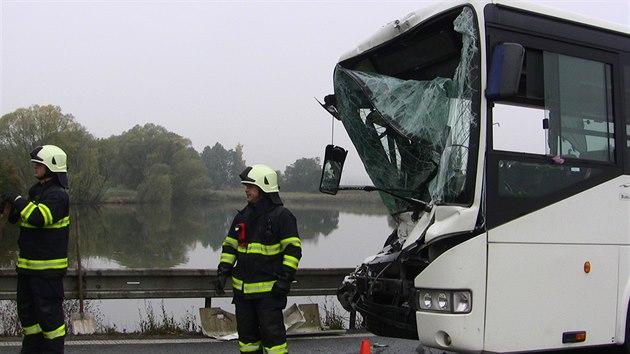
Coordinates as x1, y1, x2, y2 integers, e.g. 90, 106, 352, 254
486, 43, 524, 100
319, 145, 348, 195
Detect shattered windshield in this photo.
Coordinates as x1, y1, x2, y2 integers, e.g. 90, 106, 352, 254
334, 7, 479, 214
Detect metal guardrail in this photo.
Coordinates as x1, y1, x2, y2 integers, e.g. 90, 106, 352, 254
0, 268, 354, 301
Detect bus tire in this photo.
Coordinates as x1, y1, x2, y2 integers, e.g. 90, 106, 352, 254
624, 303, 630, 354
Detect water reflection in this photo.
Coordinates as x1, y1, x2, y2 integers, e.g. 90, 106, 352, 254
0, 202, 389, 269
1, 202, 392, 332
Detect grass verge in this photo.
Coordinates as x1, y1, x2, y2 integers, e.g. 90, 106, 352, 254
1, 297, 358, 336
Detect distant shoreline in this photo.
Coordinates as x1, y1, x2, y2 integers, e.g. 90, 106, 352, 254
99, 188, 385, 207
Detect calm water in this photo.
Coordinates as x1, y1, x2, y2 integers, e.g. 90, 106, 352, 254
0, 201, 393, 331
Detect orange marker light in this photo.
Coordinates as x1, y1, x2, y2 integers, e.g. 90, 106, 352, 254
584, 261, 591, 273
562, 331, 586, 343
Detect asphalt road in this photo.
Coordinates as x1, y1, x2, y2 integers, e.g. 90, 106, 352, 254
0, 333, 427, 354
0, 333, 624, 354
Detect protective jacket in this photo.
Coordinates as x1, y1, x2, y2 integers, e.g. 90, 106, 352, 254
9, 178, 70, 275
219, 196, 301, 299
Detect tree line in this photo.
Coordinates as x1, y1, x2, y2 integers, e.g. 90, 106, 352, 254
0, 105, 323, 204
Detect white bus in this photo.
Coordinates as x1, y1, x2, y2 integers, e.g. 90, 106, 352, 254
318, 1, 630, 353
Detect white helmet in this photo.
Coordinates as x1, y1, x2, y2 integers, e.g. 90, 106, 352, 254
30, 145, 68, 188
239, 164, 279, 193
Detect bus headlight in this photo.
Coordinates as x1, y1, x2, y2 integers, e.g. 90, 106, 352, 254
437, 293, 449, 310
422, 293, 433, 308
416, 289, 472, 313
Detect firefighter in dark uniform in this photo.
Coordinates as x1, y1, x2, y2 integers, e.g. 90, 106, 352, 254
2, 145, 70, 354
216, 164, 302, 354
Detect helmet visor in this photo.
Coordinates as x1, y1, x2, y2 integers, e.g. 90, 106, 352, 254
30, 146, 44, 163
239, 166, 255, 183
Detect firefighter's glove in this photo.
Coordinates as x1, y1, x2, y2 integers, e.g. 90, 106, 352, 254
215, 265, 231, 295
272, 278, 291, 296
214, 274, 227, 296
1, 192, 19, 205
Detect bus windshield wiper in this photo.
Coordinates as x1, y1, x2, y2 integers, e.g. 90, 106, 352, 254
337, 185, 432, 213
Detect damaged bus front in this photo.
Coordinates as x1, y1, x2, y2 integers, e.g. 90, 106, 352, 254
319, 4, 482, 339
320, 0, 630, 352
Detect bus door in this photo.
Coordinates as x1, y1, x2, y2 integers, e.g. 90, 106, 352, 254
484, 10, 628, 351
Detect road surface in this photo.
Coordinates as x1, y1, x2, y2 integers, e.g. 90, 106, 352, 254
0, 332, 622, 354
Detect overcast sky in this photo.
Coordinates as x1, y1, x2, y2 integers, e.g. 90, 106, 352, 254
1, 0, 629, 181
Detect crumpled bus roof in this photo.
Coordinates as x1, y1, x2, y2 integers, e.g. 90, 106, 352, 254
338, 0, 629, 63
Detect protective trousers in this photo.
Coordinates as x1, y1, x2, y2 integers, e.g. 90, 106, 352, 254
233, 295, 288, 354
17, 274, 66, 354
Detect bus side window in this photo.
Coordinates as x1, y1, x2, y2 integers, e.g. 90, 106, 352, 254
543, 53, 615, 162
492, 104, 547, 154
492, 51, 614, 199
492, 52, 614, 162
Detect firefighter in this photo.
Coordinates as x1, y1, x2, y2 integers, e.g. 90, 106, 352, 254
2, 145, 70, 354
216, 164, 302, 354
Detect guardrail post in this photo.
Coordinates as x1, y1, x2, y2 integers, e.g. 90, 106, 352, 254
349, 309, 356, 329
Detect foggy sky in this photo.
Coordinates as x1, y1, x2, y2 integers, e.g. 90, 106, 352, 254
1, 0, 629, 181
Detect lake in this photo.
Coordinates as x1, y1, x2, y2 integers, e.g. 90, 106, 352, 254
0, 200, 393, 331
